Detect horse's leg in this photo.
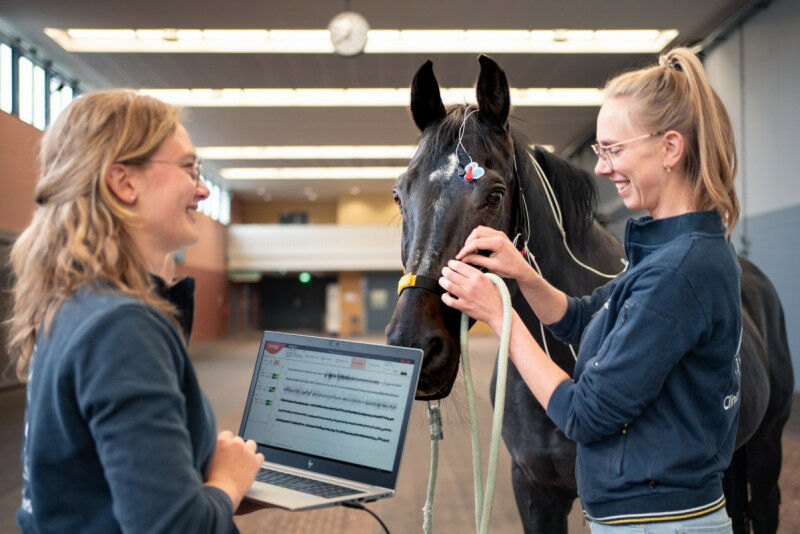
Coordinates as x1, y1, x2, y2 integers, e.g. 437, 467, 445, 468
511, 462, 573, 534
724, 448, 751, 533
744, 412, 789, 534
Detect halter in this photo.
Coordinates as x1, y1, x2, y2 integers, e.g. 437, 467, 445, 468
397, 272, 445, 296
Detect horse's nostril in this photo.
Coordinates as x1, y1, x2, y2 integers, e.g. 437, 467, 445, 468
428, 336, 443, 357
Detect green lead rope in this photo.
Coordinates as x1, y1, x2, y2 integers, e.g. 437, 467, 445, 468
423, 273, 513, 534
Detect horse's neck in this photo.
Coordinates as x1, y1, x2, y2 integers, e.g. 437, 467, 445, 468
519, 165, 625, 298
516, 178, 624, 375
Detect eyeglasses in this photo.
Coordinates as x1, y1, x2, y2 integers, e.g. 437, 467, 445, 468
146, 158, 203, 182
591, 132, 662, 172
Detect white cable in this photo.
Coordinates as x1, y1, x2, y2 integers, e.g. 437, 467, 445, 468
457, 107, 479, 165
527, 152, 626, 280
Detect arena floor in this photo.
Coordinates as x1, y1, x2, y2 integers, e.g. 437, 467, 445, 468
1, 333, 798, 533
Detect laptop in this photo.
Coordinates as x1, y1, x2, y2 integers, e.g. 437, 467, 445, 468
238, 330, 423, 510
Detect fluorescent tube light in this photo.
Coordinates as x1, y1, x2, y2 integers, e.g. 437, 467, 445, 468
198, 144, 554, 160
140, 87, 603, 107
199, 145, 417, 160
45, 28, 678, 54
221, 166, 407, 180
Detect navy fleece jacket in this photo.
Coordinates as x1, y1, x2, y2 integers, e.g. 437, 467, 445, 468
545, 211, 742, 523
16, 285, 236, 533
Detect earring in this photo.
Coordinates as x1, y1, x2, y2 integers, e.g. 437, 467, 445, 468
130, 194, 137, 204
663, 163, 671, 173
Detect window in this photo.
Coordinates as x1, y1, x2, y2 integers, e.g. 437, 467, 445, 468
18, 55, 32, 124
49, 77, 74, 123
198, 176, 231, 226
0, 43, 11, 114
32, 64, 45, 129
0, 37, 77, 128
220, 190, 231, 225
210, 182, 220, 221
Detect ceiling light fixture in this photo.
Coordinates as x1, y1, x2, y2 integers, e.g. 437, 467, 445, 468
139, 87, 603, 107
45, 28, 678, 54
198, 144, 555, 160
221, 166, 406, 180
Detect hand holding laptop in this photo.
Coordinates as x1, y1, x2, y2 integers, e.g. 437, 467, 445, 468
204, 430, 265, 509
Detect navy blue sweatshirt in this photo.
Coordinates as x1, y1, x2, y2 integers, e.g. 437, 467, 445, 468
546, 211, 742, 524
16, 284, 236, 533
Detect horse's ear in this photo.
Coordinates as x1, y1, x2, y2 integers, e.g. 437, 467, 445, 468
411, 60, 446, 132
476, 54, 510, 129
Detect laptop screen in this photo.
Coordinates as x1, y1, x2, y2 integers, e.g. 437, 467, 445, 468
240, 331, 422, 487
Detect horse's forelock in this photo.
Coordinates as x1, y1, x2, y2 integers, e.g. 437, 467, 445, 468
423, 105, 509, 166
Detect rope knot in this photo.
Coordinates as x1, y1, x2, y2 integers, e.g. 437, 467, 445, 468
427, 401, 443, 441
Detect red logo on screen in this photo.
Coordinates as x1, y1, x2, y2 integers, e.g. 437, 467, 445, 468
264, 342, 286, 354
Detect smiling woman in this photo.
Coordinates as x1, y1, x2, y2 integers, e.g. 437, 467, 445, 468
438, 48, 744, 533
8, 90, 264, 533
112, 124, 209, 273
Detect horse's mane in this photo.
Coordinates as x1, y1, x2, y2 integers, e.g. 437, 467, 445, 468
510, 129, 599, 247
421, 104, 599, 247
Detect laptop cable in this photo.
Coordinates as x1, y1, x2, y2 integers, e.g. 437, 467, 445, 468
341, 501, 390, 534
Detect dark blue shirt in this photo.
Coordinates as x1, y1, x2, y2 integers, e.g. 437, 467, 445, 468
546, 211, 742, 523
16, 285, 236, 533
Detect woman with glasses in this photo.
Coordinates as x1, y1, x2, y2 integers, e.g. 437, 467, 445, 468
439, 48, 740, 533
9, 90, 263, 533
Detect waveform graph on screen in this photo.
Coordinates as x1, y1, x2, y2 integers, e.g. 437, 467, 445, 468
247, 348, 416, 471
276, 365, 402, 446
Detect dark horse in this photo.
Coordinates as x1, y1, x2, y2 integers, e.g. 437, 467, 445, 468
386, 55, 793, 534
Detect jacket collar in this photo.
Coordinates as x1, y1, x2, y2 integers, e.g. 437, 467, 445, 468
624, 210, 725, 266
150, 274, 195, 340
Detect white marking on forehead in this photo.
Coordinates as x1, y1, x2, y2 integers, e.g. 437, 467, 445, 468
428, 153, 458, 182
419, 196, 445, 273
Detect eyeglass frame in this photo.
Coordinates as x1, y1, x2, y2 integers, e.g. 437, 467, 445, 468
591, 132, 664, 173
146, 158, 203, 182
120, 157, 203, 183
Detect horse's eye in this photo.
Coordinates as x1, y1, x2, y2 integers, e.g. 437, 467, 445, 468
488, 191, 504, 205
393, 191, 402, 206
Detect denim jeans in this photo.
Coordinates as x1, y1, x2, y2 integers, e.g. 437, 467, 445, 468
588, 508, 733, 533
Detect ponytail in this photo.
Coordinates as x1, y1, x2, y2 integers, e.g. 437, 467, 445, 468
604, 48, 739, 235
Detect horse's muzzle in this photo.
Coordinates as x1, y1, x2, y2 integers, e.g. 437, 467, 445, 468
386, 288, 461, 400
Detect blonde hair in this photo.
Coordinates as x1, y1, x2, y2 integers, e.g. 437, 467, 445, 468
604, 47, 739, 235
9, 89, 181, 378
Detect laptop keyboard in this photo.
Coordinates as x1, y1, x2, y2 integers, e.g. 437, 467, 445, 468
256, 468, 365, 499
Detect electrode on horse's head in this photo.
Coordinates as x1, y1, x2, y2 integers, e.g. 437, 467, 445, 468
456, 106, 485, 182
463, 162, 485, 181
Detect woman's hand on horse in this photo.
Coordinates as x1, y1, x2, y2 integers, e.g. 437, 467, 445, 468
456, 226, 533, 282
439, 259, 504, 332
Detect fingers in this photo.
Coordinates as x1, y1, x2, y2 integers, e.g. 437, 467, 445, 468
439, 260, 482, 294
457, 253, 490, 270
456, 235, 509, 260
464, 225, 504, 244
445, 259, 482, 277
218, 432, 258, 456
441, 291, 464, 312
439, 267, 502, 327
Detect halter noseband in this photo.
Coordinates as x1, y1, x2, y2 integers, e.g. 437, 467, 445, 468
397, 272, 445, 296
